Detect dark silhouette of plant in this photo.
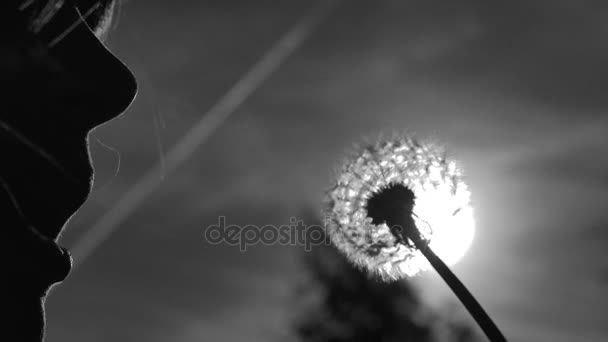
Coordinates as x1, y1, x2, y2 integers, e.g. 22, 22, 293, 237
292, 235, 480, 342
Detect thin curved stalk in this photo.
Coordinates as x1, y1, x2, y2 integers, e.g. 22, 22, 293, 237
411, 238, 508, 342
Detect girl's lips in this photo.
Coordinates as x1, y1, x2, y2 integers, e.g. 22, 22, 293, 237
1, 157, 78, 291
24, 232, 73, 290
4, 214, 73, 292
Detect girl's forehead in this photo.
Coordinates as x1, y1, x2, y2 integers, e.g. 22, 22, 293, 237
15, 0, 116, 36
72, 0, 116, 36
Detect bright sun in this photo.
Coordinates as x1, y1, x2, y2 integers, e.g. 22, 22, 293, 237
411, 174, 476, 269
425, 205, 475, 266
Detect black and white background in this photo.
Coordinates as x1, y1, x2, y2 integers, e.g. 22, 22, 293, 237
46, 1, 608, 341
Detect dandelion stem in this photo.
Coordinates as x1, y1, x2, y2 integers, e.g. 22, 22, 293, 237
371, 182, 507, 341
409, 235, 508, 342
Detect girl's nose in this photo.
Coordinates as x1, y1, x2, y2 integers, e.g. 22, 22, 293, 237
48, 5, 138, 128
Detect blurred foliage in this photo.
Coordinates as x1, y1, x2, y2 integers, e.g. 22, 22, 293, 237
292, 237, 480, 342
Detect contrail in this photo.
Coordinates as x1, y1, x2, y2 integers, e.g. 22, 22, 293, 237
69, 0, 343, 268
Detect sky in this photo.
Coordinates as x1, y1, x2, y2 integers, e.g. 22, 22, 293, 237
46, 1, 608, 341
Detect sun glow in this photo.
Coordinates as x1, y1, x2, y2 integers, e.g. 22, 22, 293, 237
417, 199, 475, 267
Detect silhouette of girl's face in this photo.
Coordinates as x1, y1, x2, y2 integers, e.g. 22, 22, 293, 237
1, 1, 137, 340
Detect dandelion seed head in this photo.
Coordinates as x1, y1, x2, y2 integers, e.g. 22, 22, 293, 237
324, 136, 475, 280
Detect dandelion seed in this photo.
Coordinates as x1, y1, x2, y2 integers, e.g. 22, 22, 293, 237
324, 136, 475, 280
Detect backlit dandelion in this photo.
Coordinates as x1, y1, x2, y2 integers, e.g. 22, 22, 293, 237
325, 136, 474, 279
324, 135, 507, 342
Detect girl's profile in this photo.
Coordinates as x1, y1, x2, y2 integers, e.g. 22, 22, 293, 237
2, 1, 136, 340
